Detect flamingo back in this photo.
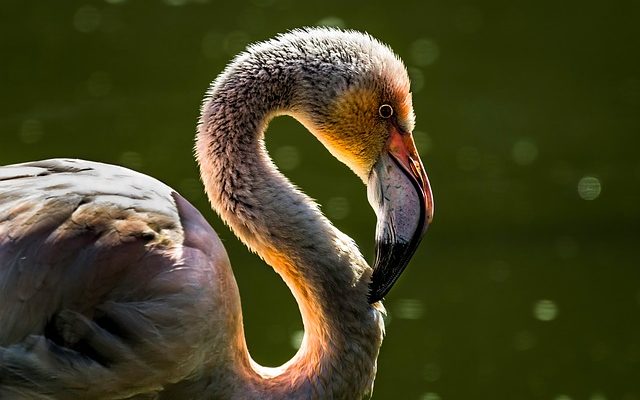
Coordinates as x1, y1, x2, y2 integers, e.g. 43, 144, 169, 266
0, 159, 239, 399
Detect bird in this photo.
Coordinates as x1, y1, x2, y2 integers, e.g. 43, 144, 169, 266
0, 27, 434, 399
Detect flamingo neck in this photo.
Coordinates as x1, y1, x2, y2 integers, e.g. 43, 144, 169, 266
195, 52, 384, 399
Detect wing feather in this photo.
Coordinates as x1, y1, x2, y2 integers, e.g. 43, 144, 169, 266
0, 159, 234, 398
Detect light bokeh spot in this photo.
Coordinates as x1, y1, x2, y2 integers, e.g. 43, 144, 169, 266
410, 38, 439, 66
19, 119, 43, 144
511, 138, 538, 165
394, 298, 424, 320
578, 176, 602, 200
118, 151, 143, 170
423, 362, 441, 382
163, 0, 188, 6
408, 67, 425, 93
273, 145, 300, 171
533, 299, 558, 321
316, 16, 346, 28
421, 393, 442, 400
326, 196, 350, 220
73, 5, 101, 33
413, 130, 432, 153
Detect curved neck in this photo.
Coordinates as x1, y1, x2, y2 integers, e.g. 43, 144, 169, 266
196, 52, 384, 398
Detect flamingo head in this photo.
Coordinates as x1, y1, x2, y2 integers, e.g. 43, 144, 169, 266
291, 29, 435, 303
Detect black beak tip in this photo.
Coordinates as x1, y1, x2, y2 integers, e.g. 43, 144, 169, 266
367, 285, 386, 304
367, 227, 428, 304
367, 267, 406, 304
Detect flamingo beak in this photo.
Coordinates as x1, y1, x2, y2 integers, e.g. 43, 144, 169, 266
367, 126, 434, 303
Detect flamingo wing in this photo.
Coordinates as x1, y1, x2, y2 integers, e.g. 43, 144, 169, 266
0, 159, 235, 399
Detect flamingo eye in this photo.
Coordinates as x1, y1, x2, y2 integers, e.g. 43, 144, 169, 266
378, 104, 394, 119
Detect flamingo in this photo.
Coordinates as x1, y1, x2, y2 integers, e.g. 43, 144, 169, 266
0, 27, 434, 399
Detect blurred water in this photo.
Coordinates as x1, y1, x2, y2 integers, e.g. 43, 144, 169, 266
1, 0, 639, 398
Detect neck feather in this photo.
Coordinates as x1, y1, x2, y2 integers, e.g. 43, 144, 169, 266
195, 49, 384, 399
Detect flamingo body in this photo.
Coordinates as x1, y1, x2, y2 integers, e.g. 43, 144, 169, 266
0, 159, 238, 398
0, 28, 433, 399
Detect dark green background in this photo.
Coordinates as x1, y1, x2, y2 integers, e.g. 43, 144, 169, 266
1, 1, 638, 399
